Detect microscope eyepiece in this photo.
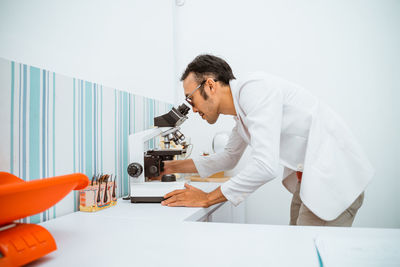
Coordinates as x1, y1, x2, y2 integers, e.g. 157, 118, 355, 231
177, 103, 190, 116
154, 103, 190, 127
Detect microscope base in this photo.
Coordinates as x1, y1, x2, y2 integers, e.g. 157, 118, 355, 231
130, 196, 164, 203
129, 181, 185, 204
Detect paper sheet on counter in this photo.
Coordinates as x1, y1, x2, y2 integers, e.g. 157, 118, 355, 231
314, 234, 400, 267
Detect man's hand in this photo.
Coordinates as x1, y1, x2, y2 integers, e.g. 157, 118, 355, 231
148, 171, 164, 181
161, 183, 210, 207
148, 160, 175, 181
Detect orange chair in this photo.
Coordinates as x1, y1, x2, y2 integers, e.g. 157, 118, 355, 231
0, 172, 88, 267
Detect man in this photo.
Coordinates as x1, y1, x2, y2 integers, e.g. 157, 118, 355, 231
161, 54, 373, 226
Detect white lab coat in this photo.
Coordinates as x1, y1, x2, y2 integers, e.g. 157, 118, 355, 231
193, 72, 374, 221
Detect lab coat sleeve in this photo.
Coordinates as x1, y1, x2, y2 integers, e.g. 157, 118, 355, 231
192, 123, 247, 178
221, 80, 283, 206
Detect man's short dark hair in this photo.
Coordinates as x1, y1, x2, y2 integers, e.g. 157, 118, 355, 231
180, 54, 236, 86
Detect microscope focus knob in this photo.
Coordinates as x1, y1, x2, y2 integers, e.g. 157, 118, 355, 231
149, 166, 158, 175
127, 163, 143, 178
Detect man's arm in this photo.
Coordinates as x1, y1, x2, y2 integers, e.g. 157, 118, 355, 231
163, 159, 197, 174
220, 79, 283, 206
192, 124, 247, 178
148, 159, 196, 181
159, 126, 246, 207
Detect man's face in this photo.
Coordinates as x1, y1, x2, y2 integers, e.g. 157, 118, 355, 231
183, 73, 220, 124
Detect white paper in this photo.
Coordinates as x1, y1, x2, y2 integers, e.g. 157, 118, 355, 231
314, 234, 400, 267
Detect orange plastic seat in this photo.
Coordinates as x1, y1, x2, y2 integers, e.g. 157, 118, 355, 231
0, 172, 88, 226
0, 172, 89, 266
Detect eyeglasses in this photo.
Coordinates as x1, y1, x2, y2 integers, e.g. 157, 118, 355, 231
185, 79, 217, 107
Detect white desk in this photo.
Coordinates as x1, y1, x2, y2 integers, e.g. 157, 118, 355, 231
30, 183, 400, 267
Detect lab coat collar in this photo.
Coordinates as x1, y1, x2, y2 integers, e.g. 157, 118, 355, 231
229, 79, 239, 121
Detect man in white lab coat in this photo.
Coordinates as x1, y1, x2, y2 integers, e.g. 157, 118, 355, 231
161, 54, 373, 226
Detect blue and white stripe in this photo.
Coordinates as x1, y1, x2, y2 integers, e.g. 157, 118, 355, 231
0, 57, 173, 223
6, 62, 57, 223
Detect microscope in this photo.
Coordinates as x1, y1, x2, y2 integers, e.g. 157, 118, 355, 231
126, 103, 191, 203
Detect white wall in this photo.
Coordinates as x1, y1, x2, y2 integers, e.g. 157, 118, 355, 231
0, 0, 175, 103
174, 0, 400, 228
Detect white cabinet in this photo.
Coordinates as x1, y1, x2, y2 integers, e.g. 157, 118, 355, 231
204, 201, 246, 223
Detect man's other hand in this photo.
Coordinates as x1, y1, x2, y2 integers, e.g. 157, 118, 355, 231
161, 183, 210, 208
148, 172, 163, 181
148, 160, 174, 181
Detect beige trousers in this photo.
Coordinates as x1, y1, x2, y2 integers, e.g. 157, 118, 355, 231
290, 182, 364, 226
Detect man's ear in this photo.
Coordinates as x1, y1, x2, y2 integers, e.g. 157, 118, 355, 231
207, 78, 217, 94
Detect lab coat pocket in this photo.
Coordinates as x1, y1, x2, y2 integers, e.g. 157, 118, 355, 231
308, 106, 350, 178
312, 133, 336, 174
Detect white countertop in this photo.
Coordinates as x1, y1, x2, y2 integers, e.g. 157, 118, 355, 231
92, 182, 225, 223
30, 182, 400, 267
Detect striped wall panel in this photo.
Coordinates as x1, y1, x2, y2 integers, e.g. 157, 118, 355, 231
0, 57, 173, 223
